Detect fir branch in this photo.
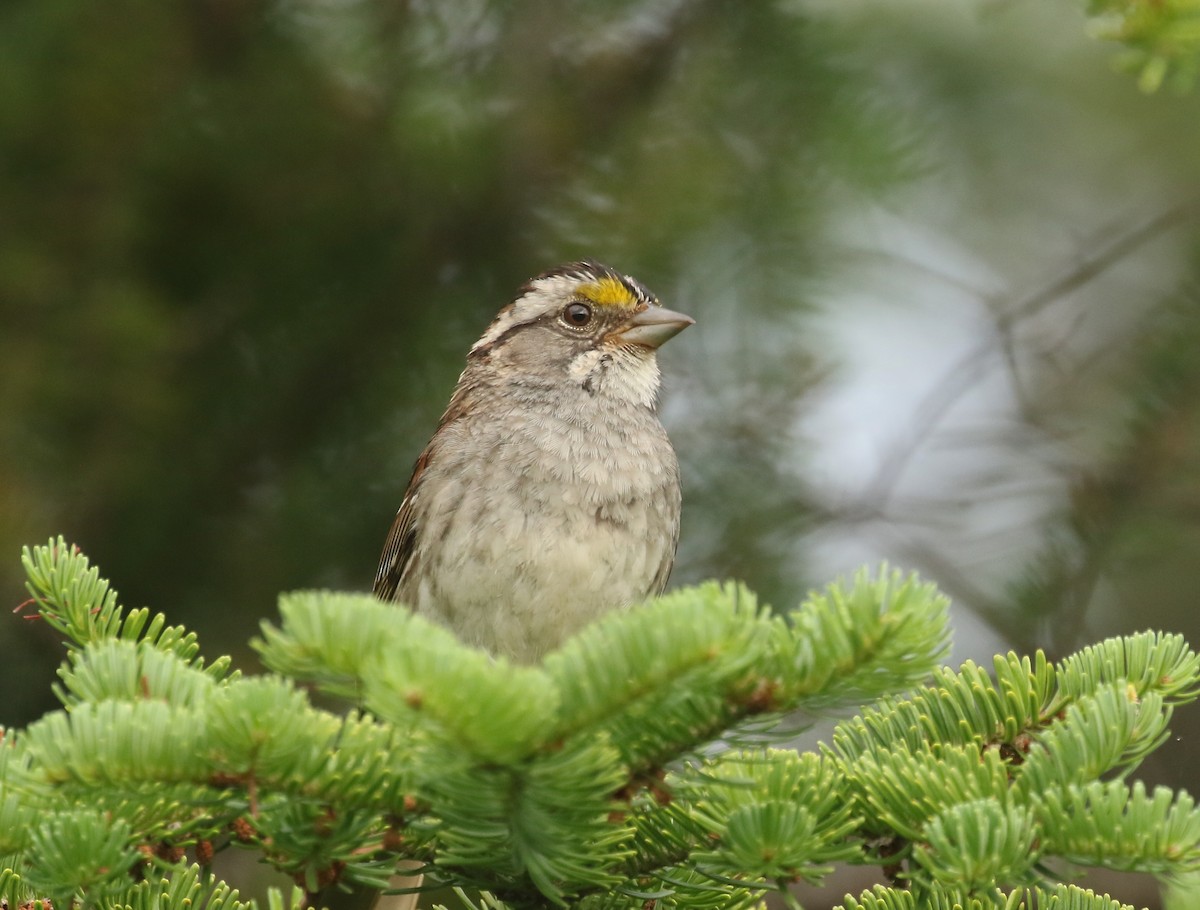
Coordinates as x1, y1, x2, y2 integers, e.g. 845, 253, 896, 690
545, 569, 948, 778
1052, 631, 1200, 708
676, 750, 861, 887
256, 591, 428, 700
108, 863, 299, 910
21, 537, 231, 680
829, 650, 1057, 763
0, 740, 48, 852
206, 677, 344, 782
834, 883, 1138, 910
23, 700, 211, 786
1016, 685, 1171, 792
0, 791, 36, 857
1037, 780, 1200, 874
362, 633, 558, 767
910, 800, 1039, 890
10, 541, 1200, 910
21, 536, 123, 645
422, 736, 630, 903
248, 796, 395, 893
842, 743, 1015, 843
0, 867, 33, 910
778, 567, 951, 707
541, 581, 778, 757
313, 711, 415, 812
54, 639, 225, 708
607, 794, 704, 889
23, 810, 137, 902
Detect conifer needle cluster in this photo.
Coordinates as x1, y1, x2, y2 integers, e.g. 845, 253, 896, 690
3, 538, 1198, 910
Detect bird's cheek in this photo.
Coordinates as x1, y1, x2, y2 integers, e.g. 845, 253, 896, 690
566, 350, 607, 391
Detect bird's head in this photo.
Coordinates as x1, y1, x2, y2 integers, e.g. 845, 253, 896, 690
469, 261, 694, 409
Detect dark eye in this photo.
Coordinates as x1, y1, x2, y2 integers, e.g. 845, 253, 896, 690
563, 302, 593, 327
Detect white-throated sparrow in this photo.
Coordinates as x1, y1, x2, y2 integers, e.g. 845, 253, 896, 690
374, 261, 693, 663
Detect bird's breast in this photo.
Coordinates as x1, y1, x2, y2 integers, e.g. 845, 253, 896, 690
404, 401, 680, 662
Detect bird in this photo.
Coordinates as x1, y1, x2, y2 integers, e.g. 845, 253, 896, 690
373, 260, 693, 663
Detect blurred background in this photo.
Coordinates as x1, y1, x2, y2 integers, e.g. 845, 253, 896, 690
3, 0, 1200, 905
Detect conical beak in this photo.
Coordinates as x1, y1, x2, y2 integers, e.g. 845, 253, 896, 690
612, 305, 695, 349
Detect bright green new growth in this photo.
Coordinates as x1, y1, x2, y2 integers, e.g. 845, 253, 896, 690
1086, 0, 1200, 92
3, 538, 1199, 910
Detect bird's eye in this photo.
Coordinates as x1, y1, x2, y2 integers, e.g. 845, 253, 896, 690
563, 302, 593, 327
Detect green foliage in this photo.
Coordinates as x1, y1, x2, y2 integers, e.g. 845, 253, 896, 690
0, 862, 282, 910
1038, 781, 1200, 874
676, 750, 861, 883
1086, 0, 1200, 91
836, 883, 1137, 910
24, 810, 137, 901
3, 538, 1200, 910
21, 539, 235, 681
831, 626, 1200, 900
912, 801, 1038, 890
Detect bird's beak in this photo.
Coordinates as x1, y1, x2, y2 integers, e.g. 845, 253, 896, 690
611, 305, 695, 349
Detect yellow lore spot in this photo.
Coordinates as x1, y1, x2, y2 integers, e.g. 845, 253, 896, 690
577, 276, 638, 309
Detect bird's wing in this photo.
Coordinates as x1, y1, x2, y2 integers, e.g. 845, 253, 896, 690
648, 517, 680, 597
373, 386, 473, 603
372, 444, 433, 603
